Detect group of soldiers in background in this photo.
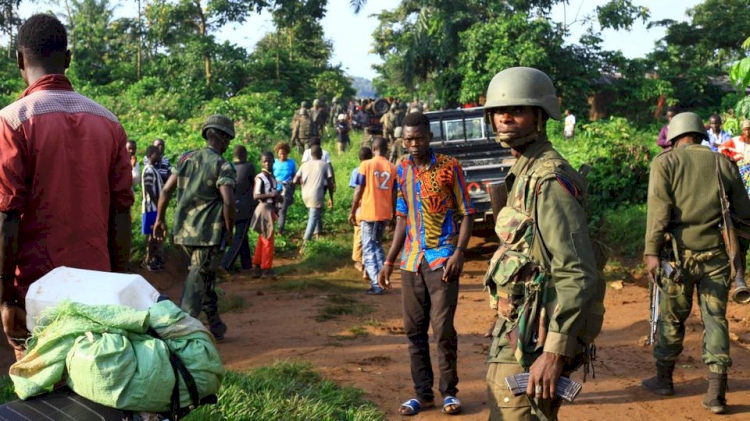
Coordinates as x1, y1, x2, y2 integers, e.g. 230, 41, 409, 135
290, 95, 425, 164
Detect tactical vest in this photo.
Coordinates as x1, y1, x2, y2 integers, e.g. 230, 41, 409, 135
483, 156, 607, 367
298, 117, 317, 139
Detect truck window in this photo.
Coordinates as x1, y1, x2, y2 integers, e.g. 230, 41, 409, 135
430, 121, 443, 141
443, 120, 465, 141
465, 117, 485, 140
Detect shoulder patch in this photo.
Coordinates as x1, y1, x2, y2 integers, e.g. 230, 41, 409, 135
555, 175, 581, 199
179, 150, 197, 164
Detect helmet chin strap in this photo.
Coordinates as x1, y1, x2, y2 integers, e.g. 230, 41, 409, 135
494, 109, 546, 148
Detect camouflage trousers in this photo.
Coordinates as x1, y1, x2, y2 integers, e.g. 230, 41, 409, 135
487, 362, 563, 421
180, 245, 222, 319
654, 249, 731, 373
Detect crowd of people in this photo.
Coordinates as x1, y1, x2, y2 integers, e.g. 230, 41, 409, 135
1, 12, 748, 421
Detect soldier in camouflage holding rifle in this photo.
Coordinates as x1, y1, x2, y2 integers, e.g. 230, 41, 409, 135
642, 112, 750, 414
482, 67, 605, 421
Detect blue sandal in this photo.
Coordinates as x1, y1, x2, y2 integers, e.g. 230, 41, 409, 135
443, 396, 462, 415
399, 398, 435, 416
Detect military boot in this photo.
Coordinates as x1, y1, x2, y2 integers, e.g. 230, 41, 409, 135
641, 361, 675, 396
207, 312, 227, 342
701, 372, 728, 414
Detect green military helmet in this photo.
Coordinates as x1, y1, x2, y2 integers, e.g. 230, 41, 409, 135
301, 101, 310, 108
483, 67, 561, 123
313, 99, 320, 107
667, 112, 708, 143
394, 126, 403, 139
333, 96, 339, 104
202, 114, 235, 140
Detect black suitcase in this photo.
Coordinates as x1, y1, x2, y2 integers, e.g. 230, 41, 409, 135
0, 387, 134, 420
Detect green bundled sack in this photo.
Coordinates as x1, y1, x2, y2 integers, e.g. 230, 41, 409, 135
10, 300, 224, 412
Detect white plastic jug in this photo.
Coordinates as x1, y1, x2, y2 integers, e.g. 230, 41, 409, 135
25, 267, 161, 331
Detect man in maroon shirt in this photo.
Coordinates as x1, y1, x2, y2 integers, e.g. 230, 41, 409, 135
0, 14, 134, 358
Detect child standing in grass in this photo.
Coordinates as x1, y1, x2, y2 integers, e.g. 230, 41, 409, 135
250, 151, 282, 279
141, 145, 164, 271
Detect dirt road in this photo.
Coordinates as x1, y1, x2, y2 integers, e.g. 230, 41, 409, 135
3, 234, 750, 420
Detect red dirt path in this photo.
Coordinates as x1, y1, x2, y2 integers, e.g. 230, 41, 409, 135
3, 234, 750, 420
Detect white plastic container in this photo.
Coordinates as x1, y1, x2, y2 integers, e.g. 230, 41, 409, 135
25, 267, 161, 331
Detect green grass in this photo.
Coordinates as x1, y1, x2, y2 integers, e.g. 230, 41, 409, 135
185, 361, 384, 421
0, 361, 383, 421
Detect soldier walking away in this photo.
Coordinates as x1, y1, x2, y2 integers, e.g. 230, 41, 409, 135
154, 114, 236, 342
0, 14, 135, 359
642, 112, 750, 414
381, 103, 398, 144
378, 112, 474, 416
291, 107, 318, 154
390, 126, 405, 164
312, 98, 329, 138
482, 67, 605, 421
331, 97, 344, 128
291, 101, 310, 153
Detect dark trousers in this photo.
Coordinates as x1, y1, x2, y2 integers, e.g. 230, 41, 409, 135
277, 184, 295, 234
401, 257, 460, 401
221, 218, 252, 270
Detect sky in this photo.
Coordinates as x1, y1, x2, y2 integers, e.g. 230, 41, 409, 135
19, 0, 704, 80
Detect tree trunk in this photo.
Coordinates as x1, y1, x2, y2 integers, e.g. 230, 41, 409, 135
194, 0, 211, 86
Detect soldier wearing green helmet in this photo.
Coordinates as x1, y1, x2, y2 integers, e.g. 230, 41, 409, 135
482, 67, 604, 421
642, 111, 750, 414
153, 114, 237, 342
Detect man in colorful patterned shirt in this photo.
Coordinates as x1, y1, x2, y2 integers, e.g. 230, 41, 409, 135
378, 112, 474, 416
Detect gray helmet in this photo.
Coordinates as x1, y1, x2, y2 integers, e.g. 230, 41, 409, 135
390, 103, 397, 111
301, 101, 310, 108
332, 96, 339, 104
202, 114, 235, 140
394, 127, 403, 138
313, 99, 320, 107
483, 67, 561, 123
667, 112, 708, 143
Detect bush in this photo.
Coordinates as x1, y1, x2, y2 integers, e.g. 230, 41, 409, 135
598, 204, 647, 257
551, 117, 659, 228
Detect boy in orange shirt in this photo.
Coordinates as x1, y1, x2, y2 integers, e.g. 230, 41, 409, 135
348, 138, 397, 295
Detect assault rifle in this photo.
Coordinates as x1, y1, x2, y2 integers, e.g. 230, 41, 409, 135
647, 260, 681, 346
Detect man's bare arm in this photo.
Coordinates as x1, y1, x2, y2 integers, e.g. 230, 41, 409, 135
219, 185, 235, 233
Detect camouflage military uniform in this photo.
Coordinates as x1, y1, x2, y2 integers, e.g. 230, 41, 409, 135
645, 144, 750, 373
485, 138, 601, 421
172, 148, 236, 318
291, 111, 317, 153
381, 108, 397, 143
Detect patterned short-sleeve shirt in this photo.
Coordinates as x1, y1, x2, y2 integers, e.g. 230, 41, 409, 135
396, 150, 475, 271
172, 148, 236, 246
